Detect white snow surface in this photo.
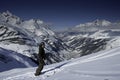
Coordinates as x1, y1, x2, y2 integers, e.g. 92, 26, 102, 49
0, 47, 120, 80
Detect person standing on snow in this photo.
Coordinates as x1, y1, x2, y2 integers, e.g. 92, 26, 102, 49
35, 42, 46, 76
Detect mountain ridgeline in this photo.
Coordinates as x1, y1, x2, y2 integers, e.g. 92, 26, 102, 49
0, 11, 120, 71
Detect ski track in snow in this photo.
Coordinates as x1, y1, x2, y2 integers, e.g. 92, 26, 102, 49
2, 62, 68, 80
2, 72, 35, 80
2, 69, 58, 80
70, 71, 120, 77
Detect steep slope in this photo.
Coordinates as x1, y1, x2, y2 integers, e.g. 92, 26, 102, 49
0, 46, 120, 80
58, 20, 120, 57
0, 47, 37, 72
0, 11, 70, 66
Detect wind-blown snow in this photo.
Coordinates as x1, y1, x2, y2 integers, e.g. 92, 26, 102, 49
0, 47, 120, 80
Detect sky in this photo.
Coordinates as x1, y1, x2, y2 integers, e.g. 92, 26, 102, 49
0, 0, 120, 31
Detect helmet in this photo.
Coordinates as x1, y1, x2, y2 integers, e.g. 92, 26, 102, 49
39, 42, 45, 48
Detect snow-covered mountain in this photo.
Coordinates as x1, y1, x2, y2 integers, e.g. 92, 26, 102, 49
0, 46, 120, 80
0, 11, 70, 71
58, 19, 120, 57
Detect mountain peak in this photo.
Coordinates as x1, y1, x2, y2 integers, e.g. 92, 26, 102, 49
93, 19, 111, 26
2, 10, 13, 17
0, 10, 21, 25
76, 19, 111, 28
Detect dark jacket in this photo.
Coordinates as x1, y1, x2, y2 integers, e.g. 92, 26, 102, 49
38, 45, 46, 60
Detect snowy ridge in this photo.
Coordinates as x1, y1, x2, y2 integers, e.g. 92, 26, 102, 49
76, 19, 111, 28
0, 47, 120, 80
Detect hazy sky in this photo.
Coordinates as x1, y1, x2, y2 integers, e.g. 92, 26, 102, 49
0, 0, 120, 31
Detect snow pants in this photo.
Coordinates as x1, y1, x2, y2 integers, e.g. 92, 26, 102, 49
35, 59, 44, 76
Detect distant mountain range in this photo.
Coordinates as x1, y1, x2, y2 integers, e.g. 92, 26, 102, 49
58, 19, 120, 57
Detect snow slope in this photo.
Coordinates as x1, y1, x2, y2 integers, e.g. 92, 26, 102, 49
0, 47, 120, 80
0, 47, 37, 72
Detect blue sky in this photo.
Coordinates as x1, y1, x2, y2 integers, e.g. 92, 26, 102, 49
0, 0, 120, 31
